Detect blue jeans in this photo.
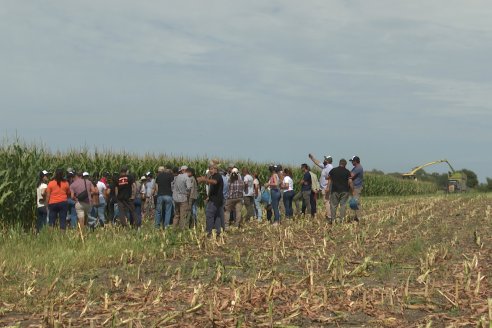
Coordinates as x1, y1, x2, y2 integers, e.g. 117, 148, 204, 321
133, 198, 142, 227
36, 206, 47, 232
67, 198, 77, 228
96, 202, 106, 225
283, 190, 295, 218
270, 189, 281, 222
205, 202, 222, 235
155, 195, 173, 228
48, 201, 68, 230
189, 199, 198, 228
254, 194, 263, 221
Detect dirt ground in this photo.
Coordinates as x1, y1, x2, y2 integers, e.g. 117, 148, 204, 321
1, 194, 491, 327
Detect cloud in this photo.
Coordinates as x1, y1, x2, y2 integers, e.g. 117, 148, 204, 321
1, 0, 491, 180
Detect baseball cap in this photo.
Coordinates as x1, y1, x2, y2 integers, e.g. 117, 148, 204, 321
180, 165, 188, 171
82, 172, 90, 177
349, 156, 360, 162
231, 168, 239, 174
41, 170, 51, 176
140, 175, 147, 181
324, 155, 332, 160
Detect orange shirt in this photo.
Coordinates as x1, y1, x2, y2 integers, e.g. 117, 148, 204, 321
47, 180, 70, 204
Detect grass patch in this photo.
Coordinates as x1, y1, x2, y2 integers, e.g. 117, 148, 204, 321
395, 236, 426, 261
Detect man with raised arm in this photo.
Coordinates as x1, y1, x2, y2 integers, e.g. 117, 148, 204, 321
309, 154, 334, 220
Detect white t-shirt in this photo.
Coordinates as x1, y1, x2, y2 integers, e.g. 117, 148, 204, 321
243, 174, 254, 197
283, 176, 294, 192
96, 181, 107, 203
37, 183, 48, 208
320, 164, 333, 190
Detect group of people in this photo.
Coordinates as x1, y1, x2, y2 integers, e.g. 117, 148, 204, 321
35, 154, 364, 237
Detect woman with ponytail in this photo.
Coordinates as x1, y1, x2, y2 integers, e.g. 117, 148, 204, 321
46, 168, 70, 230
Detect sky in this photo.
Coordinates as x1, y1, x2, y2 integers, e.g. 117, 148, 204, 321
1, 1, 492, 181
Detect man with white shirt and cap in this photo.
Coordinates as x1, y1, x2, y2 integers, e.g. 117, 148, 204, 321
309, 153, 334, 220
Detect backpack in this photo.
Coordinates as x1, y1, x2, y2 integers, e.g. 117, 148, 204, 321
260, 188, 271, 204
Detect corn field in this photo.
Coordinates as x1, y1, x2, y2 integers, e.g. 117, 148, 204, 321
0, 141, 437, 228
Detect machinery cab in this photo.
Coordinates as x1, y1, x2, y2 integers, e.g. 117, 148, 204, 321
448, 172, 467, 193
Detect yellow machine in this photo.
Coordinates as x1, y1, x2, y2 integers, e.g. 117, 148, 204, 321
402, 159, 467, 192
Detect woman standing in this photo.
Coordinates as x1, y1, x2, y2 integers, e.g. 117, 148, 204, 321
281, 168, 295, 218
95, 174, 109, 226
36, 170, 50, 232
267, 165, 281, 225
46, 168, 70, 230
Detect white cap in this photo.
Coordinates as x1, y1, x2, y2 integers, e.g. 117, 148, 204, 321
231, 168, 239, 174
180, 165, 188, 171
140, 176, 147, 181
41, 170, 50, 176
82, 172, 90, 177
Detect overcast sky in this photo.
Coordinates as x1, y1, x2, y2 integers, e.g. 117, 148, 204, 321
1, 1, 491, 180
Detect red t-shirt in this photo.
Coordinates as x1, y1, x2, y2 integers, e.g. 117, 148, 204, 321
47, 180, 70, 204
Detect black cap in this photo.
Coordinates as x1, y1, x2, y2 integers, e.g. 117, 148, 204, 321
349, 156, 360, 163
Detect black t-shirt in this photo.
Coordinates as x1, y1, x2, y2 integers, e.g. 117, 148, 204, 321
117, 174, 134, 201
208, 173, 224, 207
329, 166, 351, 193
155, 172, 173, 196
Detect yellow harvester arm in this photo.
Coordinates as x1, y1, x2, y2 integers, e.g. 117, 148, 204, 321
402, 159, 455, 178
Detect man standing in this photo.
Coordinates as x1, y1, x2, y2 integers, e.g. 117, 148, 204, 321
349, 156, 364, 222
225, 168, 245, 228
299, 164, 312, 217
154, 166, 174, 228
197, 164, 224, 237
309, 154, 333, 220
173, 166, 192, 229
70, 171, 98, 228
327, 159, 352, 223
115, 166, 137, 227
242, 167, 255, 221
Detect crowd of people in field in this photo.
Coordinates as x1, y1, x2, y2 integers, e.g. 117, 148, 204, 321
35, 154, 364, 237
